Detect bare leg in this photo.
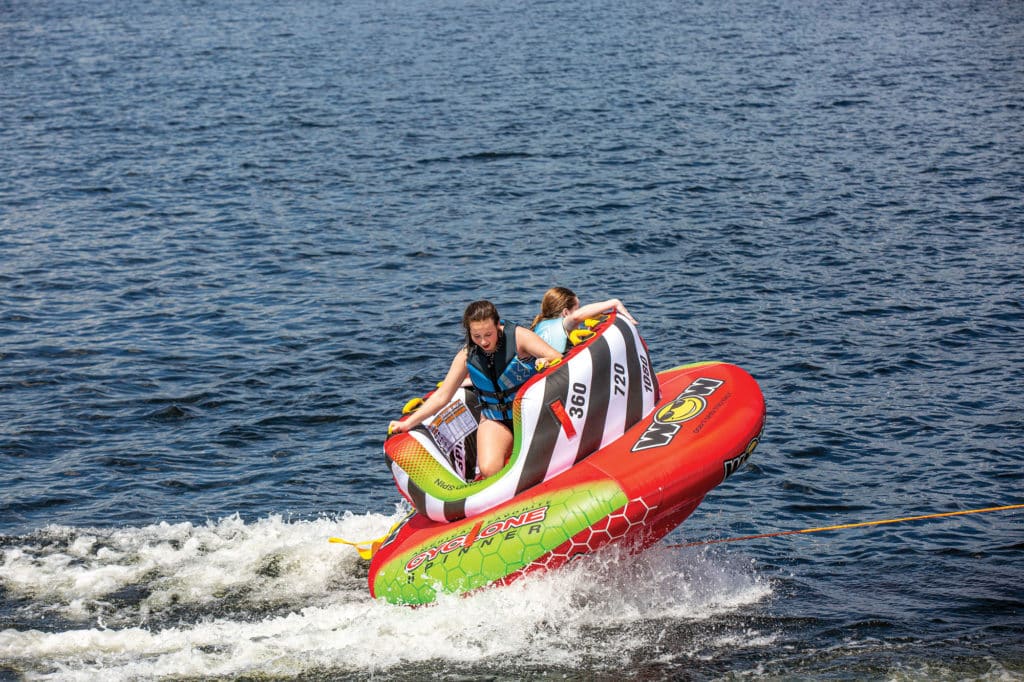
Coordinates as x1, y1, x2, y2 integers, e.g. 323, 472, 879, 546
476, 419, 513, 478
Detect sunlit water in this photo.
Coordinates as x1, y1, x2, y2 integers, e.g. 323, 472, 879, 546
2, 0, 1022, 679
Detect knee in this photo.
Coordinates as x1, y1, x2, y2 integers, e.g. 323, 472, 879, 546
476, 420, 512, 478
476, 439, 509, 479
478, 456, 503, 478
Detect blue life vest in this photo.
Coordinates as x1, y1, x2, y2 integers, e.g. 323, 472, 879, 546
465, 321, 537, 422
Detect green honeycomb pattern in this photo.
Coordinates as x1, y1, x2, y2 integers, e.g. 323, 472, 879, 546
373, 479, 629, 605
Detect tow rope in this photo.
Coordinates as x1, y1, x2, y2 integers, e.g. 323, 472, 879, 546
666, 503, 1024, 548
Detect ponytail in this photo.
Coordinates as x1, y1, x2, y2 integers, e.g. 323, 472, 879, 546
531, 286, 577, 329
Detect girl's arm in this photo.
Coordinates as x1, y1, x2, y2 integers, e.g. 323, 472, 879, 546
515, 326, 562, 365
388, 349, 470, 434
568, 298, 637, 328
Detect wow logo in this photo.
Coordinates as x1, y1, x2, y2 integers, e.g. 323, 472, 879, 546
632, 377, 724, 452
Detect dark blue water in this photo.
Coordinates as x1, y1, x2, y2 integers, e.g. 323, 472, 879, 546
2, 0, 1022, 679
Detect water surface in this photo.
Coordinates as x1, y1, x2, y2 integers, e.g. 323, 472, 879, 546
2, 0, 1022, 679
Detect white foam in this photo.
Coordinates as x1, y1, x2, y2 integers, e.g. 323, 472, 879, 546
2, 511, 382, 621
0, 514, 772, 680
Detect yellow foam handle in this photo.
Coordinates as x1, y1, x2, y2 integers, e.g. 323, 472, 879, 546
568, 328, 595, 345
329, 536, 383, 560
536, 357, 563, 371
329, 515, 409, 560
402, 397, 424, 414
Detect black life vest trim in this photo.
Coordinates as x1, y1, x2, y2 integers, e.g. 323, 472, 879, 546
466, 321, 532, 421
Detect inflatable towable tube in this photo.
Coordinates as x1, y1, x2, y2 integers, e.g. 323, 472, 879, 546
384, 311, 659, 522
371, 313, 766, 606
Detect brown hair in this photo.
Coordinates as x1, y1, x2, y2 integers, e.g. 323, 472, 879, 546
462, 300, 501, 348
531, 286, 577, 329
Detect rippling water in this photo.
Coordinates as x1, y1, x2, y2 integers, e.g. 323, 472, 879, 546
2, 0, 1023, 679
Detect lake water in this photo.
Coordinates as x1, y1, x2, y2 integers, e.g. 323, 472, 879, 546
1, 0, 1022, 679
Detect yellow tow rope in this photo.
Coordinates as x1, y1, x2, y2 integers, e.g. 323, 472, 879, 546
666, 503, 1024, 548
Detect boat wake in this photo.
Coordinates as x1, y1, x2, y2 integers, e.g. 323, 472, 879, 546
0, 511, 773, 680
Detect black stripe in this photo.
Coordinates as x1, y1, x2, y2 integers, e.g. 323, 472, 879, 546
577, 333, 611, 463
617, 317, 645, 429
461, 392, 481, 481
515, 370, 570, 495
443, 498, 466, 522
408, 479, 429, 517
464, 430, 478, 482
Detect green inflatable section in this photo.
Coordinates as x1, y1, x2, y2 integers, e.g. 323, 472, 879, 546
373, 479, 629, 605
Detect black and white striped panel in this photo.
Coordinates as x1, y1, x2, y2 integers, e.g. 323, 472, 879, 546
510, 313, 658, 496
389, 313, 659, 523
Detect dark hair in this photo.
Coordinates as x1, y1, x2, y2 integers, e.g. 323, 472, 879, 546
462, 300, 500, 348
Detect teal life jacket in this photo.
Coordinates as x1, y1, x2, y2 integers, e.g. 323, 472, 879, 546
533, 317, 569, 353
465, 321, 537, 422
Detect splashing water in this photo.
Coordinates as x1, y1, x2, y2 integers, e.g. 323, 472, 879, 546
1, 512, 771, 679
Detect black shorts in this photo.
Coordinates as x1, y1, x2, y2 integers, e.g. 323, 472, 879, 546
484, 417, 515, 432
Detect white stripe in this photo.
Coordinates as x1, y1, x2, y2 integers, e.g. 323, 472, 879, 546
600, 325, 630, 449
544, 349, 594, 478
464, 469, 520, 517
424, 494, 447, 522
463, 376, 541, 518
409, 430, 462, 479
391, 463, 411, 501
408, 428, 469, 521
517, 374, 546, 459
622, 318, 658, 414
